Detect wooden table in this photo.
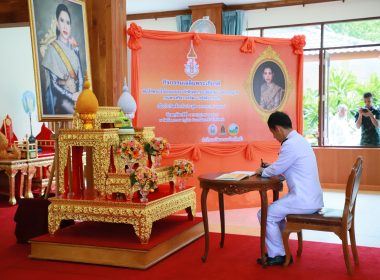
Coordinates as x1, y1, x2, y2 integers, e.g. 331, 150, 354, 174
198, 172, 284, 268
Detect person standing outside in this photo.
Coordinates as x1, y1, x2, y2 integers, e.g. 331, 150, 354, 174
355, 92, 380, 146
255, 111, 324, 266
329, 104, 351, 145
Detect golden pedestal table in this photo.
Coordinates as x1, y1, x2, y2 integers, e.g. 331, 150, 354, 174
48, 186, 196, 244
0, 156, 54, 205
58, 128, 119, 197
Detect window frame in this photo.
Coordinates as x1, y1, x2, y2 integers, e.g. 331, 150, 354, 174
246, 16, 380, 148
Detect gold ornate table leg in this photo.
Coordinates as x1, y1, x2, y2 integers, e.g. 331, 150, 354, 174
19, 165, 27, 200
93, 143, 109, 199
185, 198, 196, 221
48, 206, 61, 237
105, 180, 113, 200
5, 168, 17, 205
133, 216, 153, 244
25, 165, 37, 198
59, 145, 69, 194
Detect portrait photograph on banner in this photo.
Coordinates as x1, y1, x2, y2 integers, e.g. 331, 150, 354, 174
28, 0, 91, 121
136, 37, 299, 144
246, 46, 294, 119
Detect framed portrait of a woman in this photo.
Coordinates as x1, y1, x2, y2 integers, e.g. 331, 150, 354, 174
28, 0, 91, 121
244, 46, 294, 121
253, 61, 285, 111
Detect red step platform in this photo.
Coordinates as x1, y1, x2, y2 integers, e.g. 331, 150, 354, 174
29, 215, 204, 269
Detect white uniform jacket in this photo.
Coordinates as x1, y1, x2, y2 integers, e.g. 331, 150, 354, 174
262, 130, 324, 210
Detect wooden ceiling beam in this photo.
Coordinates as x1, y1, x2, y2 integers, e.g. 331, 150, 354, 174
227, 0, 342, 11
127, 9, 191, 21
127, 0, 342, 21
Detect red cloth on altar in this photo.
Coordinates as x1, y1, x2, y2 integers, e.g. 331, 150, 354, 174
36, 123, 55, 157
36, 123, 54, 141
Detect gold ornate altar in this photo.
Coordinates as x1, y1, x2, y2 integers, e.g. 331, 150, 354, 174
50, 105, 196, 244
48, 186, 196, 244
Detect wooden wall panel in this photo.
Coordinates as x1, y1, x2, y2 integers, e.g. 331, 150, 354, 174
86, 0, 127, 106
0, 0, 29, 24
189, 3, 226, 34
313, 147, 380, 191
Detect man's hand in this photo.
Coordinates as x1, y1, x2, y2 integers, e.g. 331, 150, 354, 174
262, 162, 271, 168
358, 108, 363, 115
255, 167, 264, 176
362, 110, 372, 117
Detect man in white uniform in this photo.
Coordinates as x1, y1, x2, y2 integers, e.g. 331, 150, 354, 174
255, 111, 324, 266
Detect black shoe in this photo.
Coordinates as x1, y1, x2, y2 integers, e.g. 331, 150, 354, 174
257, 255, 293, 266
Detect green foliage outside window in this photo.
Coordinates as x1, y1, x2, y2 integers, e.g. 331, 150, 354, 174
327, 20, 380, 44
303, 88, 319, 145
303, 67, 380, 145
328, 67, 363, 122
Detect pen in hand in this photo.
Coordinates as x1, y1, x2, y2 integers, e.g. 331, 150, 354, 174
261, 158, 265, 168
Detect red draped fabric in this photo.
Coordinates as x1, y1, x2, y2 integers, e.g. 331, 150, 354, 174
163, 142, 281, 161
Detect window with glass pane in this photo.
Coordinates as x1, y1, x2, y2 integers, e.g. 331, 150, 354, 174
263, 25, 321, 49
324, 47, 380, 146
324, 19, 380, 48
303, 52, 320, 145
244, 29, 260, 37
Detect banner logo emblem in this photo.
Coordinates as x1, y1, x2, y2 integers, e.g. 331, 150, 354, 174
184, 40, 199, 78
228, 124, 239, 135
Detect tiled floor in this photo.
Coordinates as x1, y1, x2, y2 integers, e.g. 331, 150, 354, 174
193, 189, 380, 248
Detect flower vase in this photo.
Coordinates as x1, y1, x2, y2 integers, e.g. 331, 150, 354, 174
154, 155, 162, 168
140, 189, 149, 202
126, 159, 134, 174
179, 177, 186, 190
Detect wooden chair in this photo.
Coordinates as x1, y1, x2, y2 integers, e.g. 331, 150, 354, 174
282, 156, 363, 276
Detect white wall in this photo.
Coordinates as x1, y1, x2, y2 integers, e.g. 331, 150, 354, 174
0, 26, 43, 141
127, 0, 380, 32
127, 17, 177, 32
246, 0, 380, 29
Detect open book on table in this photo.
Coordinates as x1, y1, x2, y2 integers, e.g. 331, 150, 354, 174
215, 171, 256, 180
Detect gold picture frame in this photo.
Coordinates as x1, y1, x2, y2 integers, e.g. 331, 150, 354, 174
28, 0, 92, 122
244, 45, 294, 122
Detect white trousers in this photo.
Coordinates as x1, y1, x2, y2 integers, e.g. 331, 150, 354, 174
257, 203, 319, 258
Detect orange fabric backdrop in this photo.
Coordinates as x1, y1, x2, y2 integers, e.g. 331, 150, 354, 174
126, 23, 304, 210
127, 23, 305, 136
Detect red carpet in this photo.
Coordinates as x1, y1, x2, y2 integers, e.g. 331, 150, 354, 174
1, 194, 379, 279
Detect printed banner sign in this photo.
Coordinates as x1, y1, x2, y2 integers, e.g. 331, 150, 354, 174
138, 37, 298, 143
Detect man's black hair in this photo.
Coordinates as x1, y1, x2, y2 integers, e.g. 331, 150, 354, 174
363, 92, 373, 98
267, 111, 292, 130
